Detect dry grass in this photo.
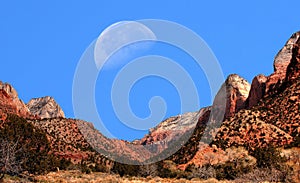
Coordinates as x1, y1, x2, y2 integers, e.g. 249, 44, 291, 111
2, 170, 231, 183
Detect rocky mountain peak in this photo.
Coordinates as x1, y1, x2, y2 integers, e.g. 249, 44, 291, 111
274, 31, 300, 75
267, 32, 300, 92
286, 32, 300, 84
225, 74, 251, 97
27, 96, 65, 119
0, 82, 31, 120
214, 74, 251, 119
246, 31, 300, 108
0, 81, 19, 100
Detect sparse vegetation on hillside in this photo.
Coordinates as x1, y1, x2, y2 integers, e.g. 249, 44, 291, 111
0, 115, 71, 180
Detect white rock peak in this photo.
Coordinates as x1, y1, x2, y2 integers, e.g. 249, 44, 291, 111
27, 96, 65, 119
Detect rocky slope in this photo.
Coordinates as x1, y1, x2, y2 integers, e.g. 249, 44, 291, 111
138, 74, 251, 147
213, 31, 300, 150
128, 31, 299, 180
24, 117, 117, 171
171, 31, 300, 172
27, 96, 65, 119
138, 111, 200, 145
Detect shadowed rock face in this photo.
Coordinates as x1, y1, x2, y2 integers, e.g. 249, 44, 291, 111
247, 74, 268, 108
267, 32, 300, 93
274, 32, 300, 76
286, 37, 300, 84
247, 32, 300, 108
27, 96, 65, 119
0, 82, 33, 120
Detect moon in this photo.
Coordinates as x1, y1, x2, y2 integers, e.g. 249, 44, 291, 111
94, 21, 157, 70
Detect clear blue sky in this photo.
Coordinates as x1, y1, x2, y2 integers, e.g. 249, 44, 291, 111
1, 1, 299, 140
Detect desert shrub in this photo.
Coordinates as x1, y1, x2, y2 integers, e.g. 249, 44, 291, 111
208, 147, 256, 180
235, 167, 293, 183
138, 164, 158, 177
156, 160, 188, 179
58, 158, 72, 170
186, 163, 216, 180
80, 154, 109, 173
155, 161, 177, 178
94, 163, 109, 173
214, 161, 243, 180
66, 164, 81, 171
251, 146, 285, 169
81, 165, 92, 174
86, 163, 108, 173
0, 139, 23, 180
214, 158, 255, 180
289, 136, 300, 147
111, 162, 139, 177
79, 159, 96, 174
233, 146, 293, 182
